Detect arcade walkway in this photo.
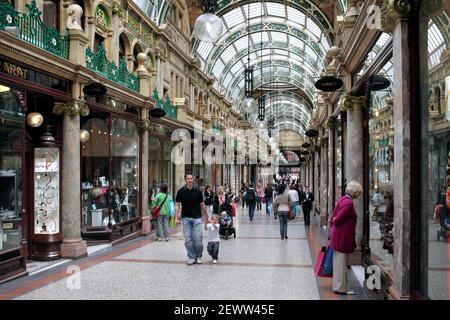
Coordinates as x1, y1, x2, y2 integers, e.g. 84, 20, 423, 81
0, 206, 367, 300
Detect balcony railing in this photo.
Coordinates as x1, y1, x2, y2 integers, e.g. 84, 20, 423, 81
0, 0, 69, 59
152, 88, 177, 119
85, 44, 139, 92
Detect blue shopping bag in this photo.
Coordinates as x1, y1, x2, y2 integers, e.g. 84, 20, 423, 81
321, 246, 333, 275
169, 199, 175, 217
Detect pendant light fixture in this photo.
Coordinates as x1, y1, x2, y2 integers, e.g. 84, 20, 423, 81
193, 0, 223, 43
243, 1, 257, 114
27, 97, 43, 128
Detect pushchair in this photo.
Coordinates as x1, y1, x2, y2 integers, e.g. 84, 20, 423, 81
219, 212, 236, 240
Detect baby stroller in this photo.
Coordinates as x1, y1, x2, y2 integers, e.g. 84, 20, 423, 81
219, 212, 236, 240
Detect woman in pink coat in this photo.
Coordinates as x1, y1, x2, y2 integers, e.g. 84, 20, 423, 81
329, 180, 362, 295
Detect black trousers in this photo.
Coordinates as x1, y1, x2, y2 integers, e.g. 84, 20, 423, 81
303, 207, 311, 226
207, 241, 220, 259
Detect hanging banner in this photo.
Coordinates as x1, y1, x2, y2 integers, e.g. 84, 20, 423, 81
446, 76, 450, 122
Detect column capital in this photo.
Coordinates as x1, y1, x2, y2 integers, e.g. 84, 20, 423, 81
53, 101, 89, 116
381, 0, 411, 33
423, 0, 443, 18
139, 120, 151, 132
342, 94, 365, 111
326, 117, 336, 129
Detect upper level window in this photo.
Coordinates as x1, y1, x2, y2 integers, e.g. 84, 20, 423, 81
94, 33, 105, 53
43, 0, 60, 30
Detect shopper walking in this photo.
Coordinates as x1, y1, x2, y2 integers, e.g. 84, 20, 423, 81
213, 186, 232, 220
204, 185, 214, 218
244, 184, 257, 221
273, 184, 292, 240
256, 183, 264, 211
264, 183, 275, 216
301, 186, 314, 226
329, 180, 362, 295
288, 184, 300, 218
176, 174, 207, 265
152, 184, 172, 242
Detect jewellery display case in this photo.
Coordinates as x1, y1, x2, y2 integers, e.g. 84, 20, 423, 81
32, 147, 62, 260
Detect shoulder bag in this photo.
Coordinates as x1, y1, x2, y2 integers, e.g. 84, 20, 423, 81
151, 193, 169, 220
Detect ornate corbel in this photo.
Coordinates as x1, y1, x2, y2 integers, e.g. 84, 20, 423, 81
381, 0, 411, 33
53, 101, 89, 116
423, 0, 443, 18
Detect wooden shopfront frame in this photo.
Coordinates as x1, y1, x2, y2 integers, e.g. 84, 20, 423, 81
0, 56, 72, 281
80, 99, 142, 245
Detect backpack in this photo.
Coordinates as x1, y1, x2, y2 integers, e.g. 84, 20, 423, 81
247, 189, 256, 203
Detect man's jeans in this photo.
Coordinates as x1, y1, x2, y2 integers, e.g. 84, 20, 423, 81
182, 217, 203, 259
248, 202, 256, 221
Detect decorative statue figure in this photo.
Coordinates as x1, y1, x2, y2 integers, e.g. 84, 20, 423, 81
66, 4, 83, 30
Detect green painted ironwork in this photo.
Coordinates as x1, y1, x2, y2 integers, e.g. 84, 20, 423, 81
85, 44, 139, 92
0, 0, 69, 59
151, 88, 177, 119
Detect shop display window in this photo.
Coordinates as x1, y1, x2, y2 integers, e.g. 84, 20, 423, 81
81, 115, 139, 231
0, 85, 24, 252
34, 147, 60, 234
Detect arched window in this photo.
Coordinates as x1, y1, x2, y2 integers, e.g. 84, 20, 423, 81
133, 44, 142, 72
43, 0, 60, 30
119, 36, 127, 62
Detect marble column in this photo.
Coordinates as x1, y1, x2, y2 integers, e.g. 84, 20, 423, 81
137, 53, 152, 235
327, 119, 335, 214
343, 94, 365, 247
53, 101, 89, 259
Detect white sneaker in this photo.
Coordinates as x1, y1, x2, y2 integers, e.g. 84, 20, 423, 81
212, 259, 217, 264
196, 258, 202, 264
187, 258, 196, 265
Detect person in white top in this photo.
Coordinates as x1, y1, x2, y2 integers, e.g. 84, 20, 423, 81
205, 215, 220, 264
288, 185, 301, 218
273, 184, 293, 240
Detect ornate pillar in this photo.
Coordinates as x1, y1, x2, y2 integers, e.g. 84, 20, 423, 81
68, 29, 89, 66
327, 117, 335, 215
53, 101, 89, 259
342, 94, 365, 247
137, 54, 151, 234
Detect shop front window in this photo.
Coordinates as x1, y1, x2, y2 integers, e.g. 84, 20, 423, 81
426, 10, 450, 300
367, 63, 395, 279
110, 118, 139, 225
81, 116, 110, 229
0, 85, 24, 252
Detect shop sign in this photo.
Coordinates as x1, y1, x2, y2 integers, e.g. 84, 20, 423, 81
0, 59, 29, 80
314, 76, 343, 92
0, 56, 70, 93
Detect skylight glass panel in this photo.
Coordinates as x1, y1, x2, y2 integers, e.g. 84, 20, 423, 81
234, 36, 251, 51
230, 60, 244, 74
212, 60, 225, 77
197, 41, 214, 60
223, 8, 245, 30
220, 45, 238, 63
245, 3, 263, 19
222, 73, 234, 88
428, 23, 445, 53
306, 17, 322, 38
265, 2, 285, 18
287, 7, 305, 26
271, 31, 287, 43
305, 44, 318, 61
274, 49, 288, 56
321, 36, 330, 51
289, 35, 304, 49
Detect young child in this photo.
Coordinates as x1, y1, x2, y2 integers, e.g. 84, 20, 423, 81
205, 215, 220, 264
